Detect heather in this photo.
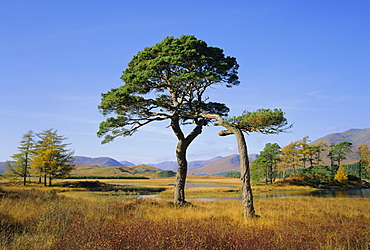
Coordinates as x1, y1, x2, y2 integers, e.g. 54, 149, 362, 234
0, 185, 369, 250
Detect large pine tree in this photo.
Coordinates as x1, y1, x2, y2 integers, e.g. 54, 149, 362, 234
98, 35, 239, 204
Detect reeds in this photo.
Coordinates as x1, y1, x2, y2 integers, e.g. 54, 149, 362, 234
0, 187, 369, 250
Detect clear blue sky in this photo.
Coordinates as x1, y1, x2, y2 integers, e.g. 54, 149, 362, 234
1, 1, 369, 164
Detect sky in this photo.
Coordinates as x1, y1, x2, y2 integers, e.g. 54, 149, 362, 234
1, 1, 369, 164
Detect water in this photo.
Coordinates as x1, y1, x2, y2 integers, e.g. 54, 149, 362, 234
109, 182, 370, 200
226, 189, 370, 200
109, 183, 234, 188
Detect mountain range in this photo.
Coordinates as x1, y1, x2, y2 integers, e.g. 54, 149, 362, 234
1, 128, 369, 175
311, 128, 370, 149
73, 156, 135, 167
149, 156, 222, 172
311, 128, 370, 164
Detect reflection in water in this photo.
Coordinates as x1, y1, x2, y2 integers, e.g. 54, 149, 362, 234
111, 182, 370, 200
141, 189, 370, 201
257, 189, 370, 198
190, 189, 370, 201
110, 183, 235, 188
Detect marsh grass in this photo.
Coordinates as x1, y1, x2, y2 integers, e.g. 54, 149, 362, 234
0, 183, 369, 250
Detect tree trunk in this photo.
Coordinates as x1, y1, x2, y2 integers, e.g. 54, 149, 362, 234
358, 163, 362, 179
265, 169, 268, 184
174, 139, 188, 204
171, 116, 204, 204
268, 165, 273, 184
233, 129, 256, 218
200, 113, 256, 218
23, 158, 28, 186
43, 174, 47, 186
272, 166, 277, 182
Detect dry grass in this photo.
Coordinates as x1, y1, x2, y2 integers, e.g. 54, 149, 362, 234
1, 183, 369, 250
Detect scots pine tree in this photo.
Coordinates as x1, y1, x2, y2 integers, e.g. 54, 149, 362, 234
98, 35, 239, 204
201, 109, 291, 218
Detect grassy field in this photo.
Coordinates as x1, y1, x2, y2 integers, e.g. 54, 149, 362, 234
0, 178, 369, 249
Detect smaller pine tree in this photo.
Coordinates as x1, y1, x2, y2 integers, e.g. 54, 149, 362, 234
334, 164, 348, 182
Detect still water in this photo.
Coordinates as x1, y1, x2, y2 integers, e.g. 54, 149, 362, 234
110, 183, 229, 188
111, 182, 370, 199
188, 189, 370, 201
257, 188, 370, 199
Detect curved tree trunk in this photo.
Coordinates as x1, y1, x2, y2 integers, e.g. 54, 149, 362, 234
200, 113, 256, 218
233, 129, 256, 218
171, 116, 204, 204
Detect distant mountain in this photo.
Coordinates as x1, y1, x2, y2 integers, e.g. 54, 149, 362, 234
190, 154, 241, 175
0, 162, 6, 174
311, 128, 370, 164
188, 157, 223, 170
73, 156, 122, 166
149, 156, 222, 171
188, 153, 256, 175
312, 128, 370, 147
3, 128, 367, 176
150, 161, 177, 171
119, 160, 135, 166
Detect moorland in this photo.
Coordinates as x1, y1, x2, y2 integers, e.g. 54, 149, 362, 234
0, 176, 369, 250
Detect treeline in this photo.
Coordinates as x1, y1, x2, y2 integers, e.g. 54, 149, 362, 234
251, 136, 370, 184
66, 176, 149, 179
157, 170, 176, 177
5, 129, 74, 186
225, 172, 241, 178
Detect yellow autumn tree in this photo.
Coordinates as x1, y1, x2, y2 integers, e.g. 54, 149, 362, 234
297, 136, 310, 168
334, 164, 348, 182
278, 140, 301, 177
30, 129, 74, 186
358, 144, 370, 169
357, 144, 370, 179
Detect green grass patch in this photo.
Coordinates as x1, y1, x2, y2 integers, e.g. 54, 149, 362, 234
66, 175, 149, 179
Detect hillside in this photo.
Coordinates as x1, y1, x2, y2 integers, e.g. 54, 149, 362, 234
189, 154, 257, 175
149, 157, 222, 171
119, 160, 135, 166
312, 128, 370, 147
2, 128, 368, 176
71, 164, 162, 177
190, 154, 241, 175
0, 162, 6, 174
73, 156, 122, 166
311, 128, 370, 164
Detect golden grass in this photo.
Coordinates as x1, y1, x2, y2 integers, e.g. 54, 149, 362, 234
1, 183, 369, 249
1, 178, 369, 249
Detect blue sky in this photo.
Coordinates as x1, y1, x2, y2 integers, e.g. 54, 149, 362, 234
1, 1, 369, 164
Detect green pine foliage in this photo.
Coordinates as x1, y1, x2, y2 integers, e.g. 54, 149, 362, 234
158, 171, 176, 178
66, 176, 149, 179
225, 172, 241, 178
6, 131, 35, 185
